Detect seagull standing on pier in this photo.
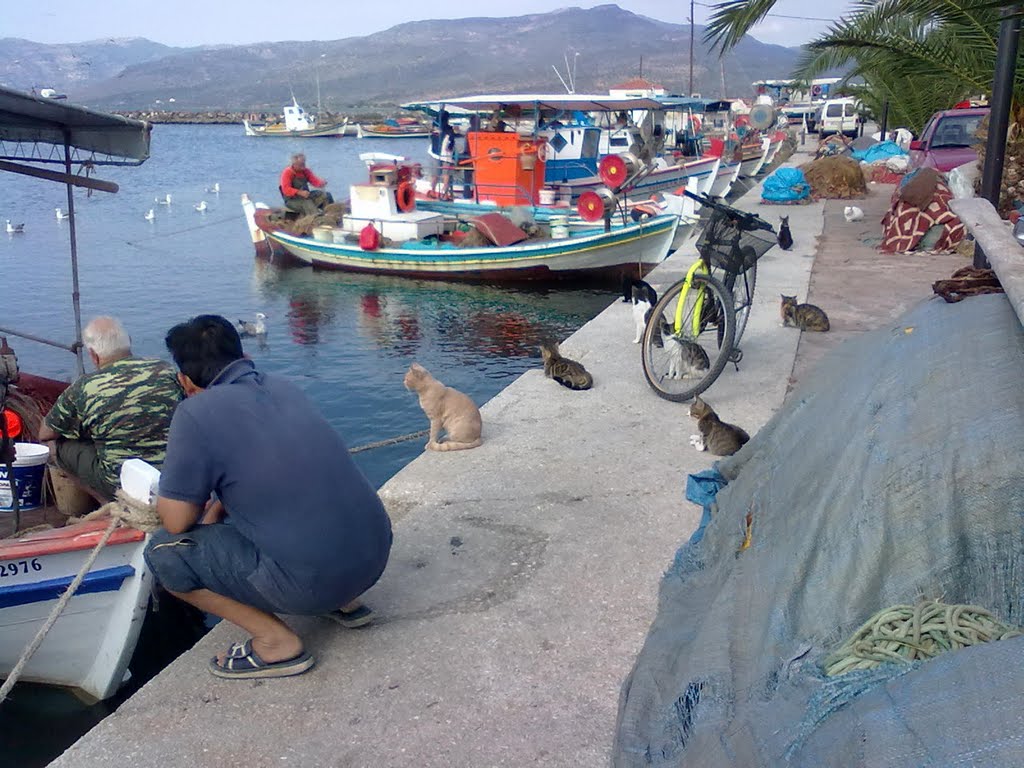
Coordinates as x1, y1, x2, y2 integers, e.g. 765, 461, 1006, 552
237, 313, 267, 336
55, 207, 69, 221
6, 220, 24, 234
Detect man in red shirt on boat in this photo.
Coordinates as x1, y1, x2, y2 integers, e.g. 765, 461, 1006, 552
280, 153, 334, 216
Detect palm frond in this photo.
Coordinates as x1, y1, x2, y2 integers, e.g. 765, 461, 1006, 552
704, 0, 781, 51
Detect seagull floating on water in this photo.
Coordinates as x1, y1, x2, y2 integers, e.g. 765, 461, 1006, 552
237, 313, 267, 337
6, 220, 24, 234
844, 205, 864, 223
194, 201, 207, 212
55, 207, 69, 221
156, 194, 172, 205
144, 209, 155, 221
206, 182, 220, 194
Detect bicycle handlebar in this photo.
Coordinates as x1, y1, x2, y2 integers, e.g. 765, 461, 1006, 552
681, 189, 774, 233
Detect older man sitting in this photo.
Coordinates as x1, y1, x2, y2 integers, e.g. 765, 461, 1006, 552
38, 316, 182, 499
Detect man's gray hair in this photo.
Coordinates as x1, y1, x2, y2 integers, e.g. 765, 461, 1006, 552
291, 152, 306, 163
82, 316, 131, 359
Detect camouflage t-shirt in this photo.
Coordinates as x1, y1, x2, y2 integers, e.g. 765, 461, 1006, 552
45, 357, 183, 490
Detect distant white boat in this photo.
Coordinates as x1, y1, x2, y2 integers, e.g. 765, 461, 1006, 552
243, 99, 348, 138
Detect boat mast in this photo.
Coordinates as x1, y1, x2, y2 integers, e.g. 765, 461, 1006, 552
63, 134, 84, 376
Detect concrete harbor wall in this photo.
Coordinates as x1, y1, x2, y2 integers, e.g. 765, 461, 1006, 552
53, 161, 825, 767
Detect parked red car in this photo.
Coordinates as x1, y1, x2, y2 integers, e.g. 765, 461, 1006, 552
908, 107, 990, 173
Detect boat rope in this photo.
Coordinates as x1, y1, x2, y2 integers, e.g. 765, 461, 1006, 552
349, 429, 429, 454
0, 492, 160, 706
822, 599, 1024, 677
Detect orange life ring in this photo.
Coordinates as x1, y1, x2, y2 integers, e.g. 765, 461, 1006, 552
396, 181, 415, 212
536, 142, 549, 162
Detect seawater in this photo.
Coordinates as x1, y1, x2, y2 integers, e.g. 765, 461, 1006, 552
0, 124, 612, 765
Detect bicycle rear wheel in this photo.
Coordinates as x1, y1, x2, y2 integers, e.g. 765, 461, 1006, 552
641, 272, 736, 402
721, 258, 757, 348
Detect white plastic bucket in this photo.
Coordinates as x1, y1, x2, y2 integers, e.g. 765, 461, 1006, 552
0, 443, 50, 512
550, 216, 570, 240
312, 225, 334, 243
538, 188, 557, 206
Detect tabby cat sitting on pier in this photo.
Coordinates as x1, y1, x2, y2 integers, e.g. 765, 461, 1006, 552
780, 295, 830, 332
689, 396, 750, 456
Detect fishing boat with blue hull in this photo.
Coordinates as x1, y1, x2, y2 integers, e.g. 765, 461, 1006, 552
406, 94, 721, 203
0, 85, 156, 702
259, 211, 678, 280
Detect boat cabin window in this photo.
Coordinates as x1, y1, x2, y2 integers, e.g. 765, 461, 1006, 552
610, 136, 630, 148
581, 128, 601, 159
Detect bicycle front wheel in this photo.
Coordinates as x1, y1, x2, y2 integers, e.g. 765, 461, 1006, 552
641, 272, 736, 402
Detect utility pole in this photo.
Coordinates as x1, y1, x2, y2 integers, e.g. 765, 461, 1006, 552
720, 59, 726, 97
976, 7, 1021, 269
689, 0, 695, 95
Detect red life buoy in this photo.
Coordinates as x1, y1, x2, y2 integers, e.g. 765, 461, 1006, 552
396, 181, 415, 212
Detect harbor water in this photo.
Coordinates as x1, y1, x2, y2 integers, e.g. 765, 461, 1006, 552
0, 124, 612, 765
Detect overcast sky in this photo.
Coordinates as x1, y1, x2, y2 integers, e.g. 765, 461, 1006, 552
8, 0, 849, 48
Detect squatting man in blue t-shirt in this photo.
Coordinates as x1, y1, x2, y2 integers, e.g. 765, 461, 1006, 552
144, 315, 393, 679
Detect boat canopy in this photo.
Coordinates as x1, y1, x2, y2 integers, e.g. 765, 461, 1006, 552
403, 94, 666, 116
0, 85, 151, 167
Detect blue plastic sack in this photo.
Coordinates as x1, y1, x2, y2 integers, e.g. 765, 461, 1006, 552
850, 140, 906, 163
762, 167, 811, 202
683, 468, 729, 547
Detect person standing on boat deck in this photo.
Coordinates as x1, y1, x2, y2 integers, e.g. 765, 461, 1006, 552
37, 316, 182, 500
280, 152, 333, 216
145, 315, 392, 680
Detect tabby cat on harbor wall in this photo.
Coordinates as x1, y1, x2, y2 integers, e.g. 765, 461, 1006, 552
689, 396, 750, 456
780, 295, 830, 332
539, 340, 593, 390
404, 363, 483, 451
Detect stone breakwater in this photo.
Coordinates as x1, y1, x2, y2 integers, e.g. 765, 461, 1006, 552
113, 111, 261, 124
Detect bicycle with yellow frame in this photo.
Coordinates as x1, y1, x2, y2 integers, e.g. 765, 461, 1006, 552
641, 193, 777, 402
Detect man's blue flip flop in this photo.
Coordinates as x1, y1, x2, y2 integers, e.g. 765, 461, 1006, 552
209, 639, 315, 679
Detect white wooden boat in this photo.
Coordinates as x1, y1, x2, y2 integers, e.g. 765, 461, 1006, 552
709, 159, 742, 198
0, 520, 151, 701
243, 98, 348, 138
0, 85, 155, 701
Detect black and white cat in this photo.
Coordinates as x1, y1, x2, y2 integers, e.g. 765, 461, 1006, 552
623, 278, 658, 344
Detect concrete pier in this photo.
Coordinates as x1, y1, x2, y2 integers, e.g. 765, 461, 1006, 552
53, 157, 958, 767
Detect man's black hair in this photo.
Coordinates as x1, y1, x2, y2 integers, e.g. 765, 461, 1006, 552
165, 315, 244, 388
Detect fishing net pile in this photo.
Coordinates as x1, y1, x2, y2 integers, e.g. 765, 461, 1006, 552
266, 202, 350, 236
615, 294, 1024, 767
799, 156, 867, 199
974, 114, 1024, 214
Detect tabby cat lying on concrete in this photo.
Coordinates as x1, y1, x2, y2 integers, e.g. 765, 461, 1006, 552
404, 363, 483, 451
689, 396, 750, 456
539, 340, 593, 390
781, 295, 830, 332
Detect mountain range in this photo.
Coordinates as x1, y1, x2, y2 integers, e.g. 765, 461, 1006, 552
0, 5, 804, 112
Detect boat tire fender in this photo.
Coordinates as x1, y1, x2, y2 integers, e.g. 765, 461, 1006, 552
396, 181, 416, 212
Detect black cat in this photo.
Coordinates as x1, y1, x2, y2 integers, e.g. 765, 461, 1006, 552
778, 216, 794, 251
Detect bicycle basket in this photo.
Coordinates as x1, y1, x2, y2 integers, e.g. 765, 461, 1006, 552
696, 210, 777, 274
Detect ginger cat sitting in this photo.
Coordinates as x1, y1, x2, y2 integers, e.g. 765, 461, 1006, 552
403, 363, 483, 452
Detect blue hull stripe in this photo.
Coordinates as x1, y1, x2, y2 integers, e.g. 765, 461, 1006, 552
0, 565, 136, 609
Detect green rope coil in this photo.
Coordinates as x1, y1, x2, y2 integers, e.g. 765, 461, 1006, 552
823, 599, 1024, 677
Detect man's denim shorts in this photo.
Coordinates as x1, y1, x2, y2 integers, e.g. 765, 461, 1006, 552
144, 523, 285, 614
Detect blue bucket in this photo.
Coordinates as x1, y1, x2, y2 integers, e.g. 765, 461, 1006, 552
0, 443, 50, 512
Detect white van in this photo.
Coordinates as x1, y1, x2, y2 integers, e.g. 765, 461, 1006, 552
817, 98, 861, 138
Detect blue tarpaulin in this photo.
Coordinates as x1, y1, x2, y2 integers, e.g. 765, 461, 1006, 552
850, 140, 906, 163
762, 167, 811, 202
